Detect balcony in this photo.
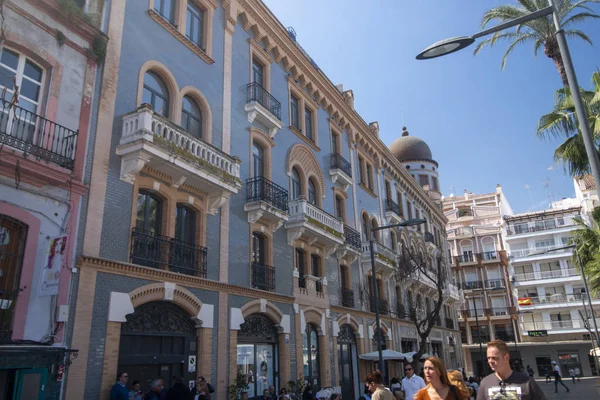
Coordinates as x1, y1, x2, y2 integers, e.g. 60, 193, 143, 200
448, 227, 474, 239
396, 303, 407, 319
485, 307, 515, 318
481, 251, 498, 262
522, 320, 582, 332
443, 283, 462, 301
462, 308, 486, 319
336, 225, 362, 262
519, 293, 587, 307
462, 280, 484, 291
494, 332, 516, 342
455, 253, 476, 265
385, 199, 402, 224
341, 288, 355, 308
510, 244, 572, 260
361, 241, 397, 275
251, 262, 275, 292
245, 177, 289, 232
245, 82, 284, 137
445, 318, 455, 329
330, 153, 352, 190
117, 105, 241, 214
369, 297, 390, 316
512, 268, 580, 283
130, 228, 207, 278
507, 219, 576, 236
0, 99, 78, 169
286, 198, 344, 255
485, 278, 506, 290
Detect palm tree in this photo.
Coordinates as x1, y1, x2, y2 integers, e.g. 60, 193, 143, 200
537, 71, 600, 176
571, 207, 600, 295
474, 0, 600, 87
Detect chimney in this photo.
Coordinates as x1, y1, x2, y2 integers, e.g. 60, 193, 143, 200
369, 121, 379, 138
464, 189, 468, 200
402, 126, 409, 137
342, 89, 354, 110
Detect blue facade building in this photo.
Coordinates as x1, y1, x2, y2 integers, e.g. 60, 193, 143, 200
66, 0, 463, 398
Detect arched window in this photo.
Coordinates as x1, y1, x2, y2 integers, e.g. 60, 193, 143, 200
252, 142, 264, 178
143, 71, 169, 117
136, 191, 162, 234
308, 178, 317, 205
175, 204, 195, 243
181, 95, 202, 137
291, 167, 302, 200
304, 324, 320, 390
371, 218, 380, 243
362, 214, 369, 242
459, 239, 474, 262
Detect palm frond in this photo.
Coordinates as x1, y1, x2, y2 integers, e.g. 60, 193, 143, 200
501, 34, 537, 69
473, 31, 522, 55
561, 11, 600, 27
564, 29, 594, 45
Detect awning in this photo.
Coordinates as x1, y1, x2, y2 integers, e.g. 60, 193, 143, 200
403, 351, 432, 362
359, 349, 410, 361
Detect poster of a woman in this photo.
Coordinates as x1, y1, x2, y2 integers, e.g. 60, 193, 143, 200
39, 235, 68, 296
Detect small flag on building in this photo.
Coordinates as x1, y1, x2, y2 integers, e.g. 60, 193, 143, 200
518, 297, 533, 306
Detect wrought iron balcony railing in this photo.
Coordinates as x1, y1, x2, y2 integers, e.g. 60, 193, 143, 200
370, 297, 389, 315
485, 279, 506, 289
251, 262, 275, 292
341, 288, 354, 308
485, 307, 512, 317
385, 199, 401, 216
462, 280, 484, 290
445, 317, 454, 329
130, 228, 207, 278
246, 82, 281, 120
481, 251, 498, 261
330, 153, 352, 177
246, 176, 289, 212
344, 225, 361, 250
396, 303, 407, 319
0, 99, 78, 169
456, 253, 475, 263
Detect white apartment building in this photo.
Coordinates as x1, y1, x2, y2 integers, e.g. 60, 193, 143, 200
444, 186, 516, 376
506, 197, 599, 378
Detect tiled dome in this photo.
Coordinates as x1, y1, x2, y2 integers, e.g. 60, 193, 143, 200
389, 127, 433, 162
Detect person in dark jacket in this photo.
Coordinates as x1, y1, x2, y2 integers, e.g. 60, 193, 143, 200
145, 380, 164, 400
111, 372, 129, 400
167, 376, 192, 400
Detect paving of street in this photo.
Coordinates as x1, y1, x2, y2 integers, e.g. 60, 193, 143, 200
532, 377, 600, 399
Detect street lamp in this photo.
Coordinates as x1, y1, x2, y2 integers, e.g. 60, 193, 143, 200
416, 0, 600, 200
530, 244, 600, 373
370, 218, 426, 381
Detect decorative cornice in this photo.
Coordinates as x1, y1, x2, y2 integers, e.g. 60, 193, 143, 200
238, 0, 446, 222
78, 256, 295, 303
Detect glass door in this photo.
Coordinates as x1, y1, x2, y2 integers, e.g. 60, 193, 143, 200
13, 368, 46, 400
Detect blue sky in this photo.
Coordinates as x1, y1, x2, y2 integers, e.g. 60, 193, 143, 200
262, 0, 600, 213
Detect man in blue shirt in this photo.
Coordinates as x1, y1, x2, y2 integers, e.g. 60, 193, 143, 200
111, 371, 129, 400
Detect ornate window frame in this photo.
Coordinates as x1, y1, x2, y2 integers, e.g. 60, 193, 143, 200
287, 77, 319, 151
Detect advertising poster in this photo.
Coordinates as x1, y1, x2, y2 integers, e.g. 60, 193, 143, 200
39, 235, 68, 297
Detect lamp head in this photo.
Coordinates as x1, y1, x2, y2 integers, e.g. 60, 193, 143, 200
416, 36, 475, 60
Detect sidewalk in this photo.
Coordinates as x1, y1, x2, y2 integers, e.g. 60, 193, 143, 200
534, 377, 600, 399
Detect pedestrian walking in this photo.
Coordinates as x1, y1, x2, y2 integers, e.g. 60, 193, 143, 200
366, 370, 395, 400
166, 376, 191, 400
551, 361, 570, 393
476, 340, 546, 400
414, 357, 468, 400
129, 380, 143, 400
191, 381, 210, 400
402, 364, 426, 400
447, 370, 472, 400
569, 368, 576, 384
574, 367, 581, 382
526, 365, 534, 379
544, 367, 551, 384
145, 380, 164, 400
111, 372, 130, 400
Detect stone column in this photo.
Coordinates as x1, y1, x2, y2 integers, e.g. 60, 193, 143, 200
319, 334, 331, 387
279, 332, 291, 386
198, 327, 213, 381
100, 321, 123, 399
